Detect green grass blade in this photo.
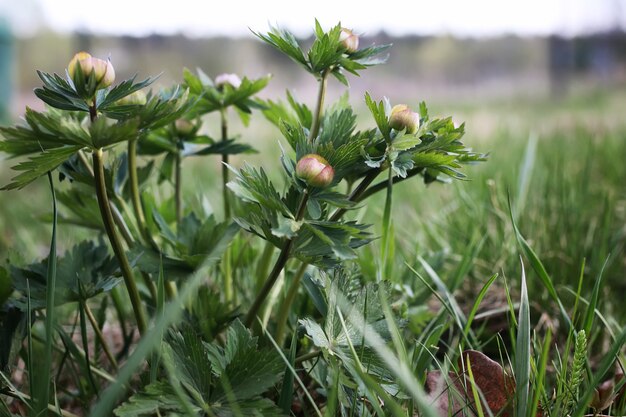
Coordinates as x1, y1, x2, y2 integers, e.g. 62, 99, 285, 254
582, 256, 608, 335
515, 259, 530, 417
508, 194, 572, 330
277, 329, 297, 414
514, 132, 537, 220
530, 327, 552, 417
463, 273, 498, 340
33, 172, 58, 416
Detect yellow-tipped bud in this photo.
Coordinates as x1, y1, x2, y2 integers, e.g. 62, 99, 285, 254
389, 104, 420, 134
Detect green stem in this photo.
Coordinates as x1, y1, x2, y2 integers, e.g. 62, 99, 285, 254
84, 302, 118, 370
220, 108, 231, 219
275, 262, 308, 346
93, 148, 147, 335
358, 167, 424, 202
380, 164, 394, 272
128, 138, 154, 246
255, 242, 275, 292
244, 190, 309, 327
308, 70, 330, 143
330, 167, 381, 221
295, 350, 321, 364
174, 148, 182, 229
220, 108, 234, 303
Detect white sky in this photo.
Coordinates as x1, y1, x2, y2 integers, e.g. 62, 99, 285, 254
2, 0, 625, 37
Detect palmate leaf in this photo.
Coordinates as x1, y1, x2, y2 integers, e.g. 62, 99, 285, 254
90, 117, 140, 149
208, 320, 284, 403
34, 71, 90, 112
103, 87, 194, 131
227, 164, 291, 217
252, 26, 310, 73
97, 74, 158, 109
1, 145, 83, 190
114, 381, 184, 417
190, 139, 256, 156
184, 69, 270, 116
118, 320, 283, 416
0, 107, 89, 157
9, 241, 121, 309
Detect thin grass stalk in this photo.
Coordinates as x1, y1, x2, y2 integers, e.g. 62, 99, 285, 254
33, 172, 58, 416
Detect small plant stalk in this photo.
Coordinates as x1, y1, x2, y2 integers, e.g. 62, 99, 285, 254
128, 137, 154, 246
219, 108, 235, 303
244, 190, 309, 327
380, 164, 394, 273
308, 69, 330, 142
84, 302, 118, 370
174, 144, 183, 227
275, 261, 308, 345
93, 148, 147, 335
220, 108, 231, 218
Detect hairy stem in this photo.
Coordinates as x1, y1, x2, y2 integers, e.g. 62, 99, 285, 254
93, 148, 147, 335
308, 70, 330, 143
174, 145, 183, 227
244, 190, 309, 327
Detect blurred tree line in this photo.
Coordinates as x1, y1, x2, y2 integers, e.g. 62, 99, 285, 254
5, 30, 626, 115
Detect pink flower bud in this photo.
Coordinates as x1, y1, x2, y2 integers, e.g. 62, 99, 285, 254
296, 154, 334, 188
389, 104, 420, 134
339, 28, 359, 53
215, 73, 242, 89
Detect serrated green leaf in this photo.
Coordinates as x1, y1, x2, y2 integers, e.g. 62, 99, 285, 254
9, 241, 121, 308
2, 145, 82, 190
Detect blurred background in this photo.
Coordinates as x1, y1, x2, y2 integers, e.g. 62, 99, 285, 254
1, 0, 626, 119
1, 0, 625, 299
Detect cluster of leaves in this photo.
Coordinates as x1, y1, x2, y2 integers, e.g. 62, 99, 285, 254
115, 320, 284, 416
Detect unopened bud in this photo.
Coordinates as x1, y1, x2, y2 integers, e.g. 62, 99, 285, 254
68, 51, 92, 79
339, 28, 359, 53
296, 154, 334, 188
215, 73, 242, 90
389, 104, 420, 134
174, 118, 197, 137
67, 52, 115, 91
115, 90, 147, 106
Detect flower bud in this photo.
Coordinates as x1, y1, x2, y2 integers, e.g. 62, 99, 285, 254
92, 58, 115, 89
174, 118, 197, 137
296, 154, 334, 188
115, 90, 147, 106
67, 52, 115, 91
339, 28, 359, 53
68, 51, 92, 79
389, 104, 420, 134
215, 73, 242, 90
